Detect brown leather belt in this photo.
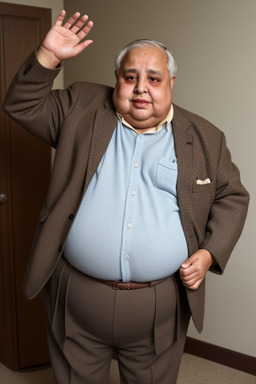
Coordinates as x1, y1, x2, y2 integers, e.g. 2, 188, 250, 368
93, 278, 151, 290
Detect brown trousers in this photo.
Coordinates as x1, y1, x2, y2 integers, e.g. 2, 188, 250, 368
43, 257, 191, 384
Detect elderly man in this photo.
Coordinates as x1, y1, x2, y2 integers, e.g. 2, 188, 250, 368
3, 10, 249, 384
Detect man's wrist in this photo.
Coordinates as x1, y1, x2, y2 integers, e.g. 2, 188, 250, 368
37, 45, 61, 69
200, 248, 217, 267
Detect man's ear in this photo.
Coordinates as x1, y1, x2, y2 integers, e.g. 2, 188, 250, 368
170, 76, 176, 89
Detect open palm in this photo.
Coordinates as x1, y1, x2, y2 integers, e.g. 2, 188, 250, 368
41, 10, 94, 62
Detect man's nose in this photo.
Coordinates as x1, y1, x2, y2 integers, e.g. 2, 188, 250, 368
135, 77, 147, 94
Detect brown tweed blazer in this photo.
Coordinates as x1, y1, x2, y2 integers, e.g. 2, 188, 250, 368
3, 50, 249, 332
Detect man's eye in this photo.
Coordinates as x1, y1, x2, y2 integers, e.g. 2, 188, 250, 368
150, 77, 159, 82
126, 76, 136, 81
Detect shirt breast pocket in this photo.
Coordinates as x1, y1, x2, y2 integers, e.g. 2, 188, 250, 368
154, 157, 178, 197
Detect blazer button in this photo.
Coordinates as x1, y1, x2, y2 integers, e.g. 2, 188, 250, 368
69, 214, 74, 220
58, 245, 63, 252
23, 63, 32, 75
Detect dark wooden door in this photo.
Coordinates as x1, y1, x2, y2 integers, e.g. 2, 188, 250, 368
0, 2, 51, 370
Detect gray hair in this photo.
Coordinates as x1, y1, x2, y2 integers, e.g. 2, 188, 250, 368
114, 39, 177, 80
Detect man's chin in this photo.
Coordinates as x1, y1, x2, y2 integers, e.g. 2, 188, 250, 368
129, 116, 159, 131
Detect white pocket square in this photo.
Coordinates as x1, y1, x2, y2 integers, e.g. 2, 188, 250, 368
196, 178, 211, 185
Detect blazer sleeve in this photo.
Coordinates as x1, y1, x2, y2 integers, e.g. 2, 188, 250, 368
3, 49, 83, 148
200, 131, 249, 274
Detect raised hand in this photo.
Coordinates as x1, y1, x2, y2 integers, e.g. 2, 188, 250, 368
38, 10, 94, 68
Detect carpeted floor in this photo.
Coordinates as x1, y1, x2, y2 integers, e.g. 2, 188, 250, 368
0, 353, 255, 384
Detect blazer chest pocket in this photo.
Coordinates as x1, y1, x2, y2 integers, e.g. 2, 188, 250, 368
193, 178, 214, 194
154, 157, 178, 197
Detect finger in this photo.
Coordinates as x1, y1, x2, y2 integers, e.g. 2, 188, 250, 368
181, 255, 197, 269
77, 20, 94, 41
73, 39, 93, 56
180, 272, 198, 285
181, 261, 190, 269
55, 10, 66, 26
181, 276, 195, 288
179, 263, 197, 277
64, 12, 81, 29
70, 14, 90, 34
186, 281, 201, 290
180, 267, 197, 278
182, 276, 202, 290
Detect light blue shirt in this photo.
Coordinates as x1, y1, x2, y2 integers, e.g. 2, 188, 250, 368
64, 119, 188, 282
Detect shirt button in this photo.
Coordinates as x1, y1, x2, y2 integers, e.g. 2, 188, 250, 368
124, 255, 130, 260
127, 223, 133, 229
134, 163, 139, 168
131, 190, 136, 196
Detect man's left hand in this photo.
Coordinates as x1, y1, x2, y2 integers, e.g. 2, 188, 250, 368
179, 249, 215, 290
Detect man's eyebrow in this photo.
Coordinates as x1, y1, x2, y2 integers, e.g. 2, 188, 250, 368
147, 69, 163, 76
122, 68, 138, 74
122, 68, 163, 76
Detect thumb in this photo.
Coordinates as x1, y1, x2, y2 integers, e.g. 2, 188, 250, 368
73, 39, 93, 56
181, 259, 191, 269
181, 254, 196, 268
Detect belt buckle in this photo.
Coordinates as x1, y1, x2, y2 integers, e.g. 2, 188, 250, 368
112, 281, 121, 290
112, 281, 132, 290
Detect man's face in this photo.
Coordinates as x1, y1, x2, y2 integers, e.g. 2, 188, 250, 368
112, 45, 175, 131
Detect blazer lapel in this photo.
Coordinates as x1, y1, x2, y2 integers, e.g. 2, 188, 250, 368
173, 106, 205, 330
172, 106, 197, 255
83, 98, 118, 194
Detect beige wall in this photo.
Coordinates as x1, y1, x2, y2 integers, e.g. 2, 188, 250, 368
63, 0, 255, 358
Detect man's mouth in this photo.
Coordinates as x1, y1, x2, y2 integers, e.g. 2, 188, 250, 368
132, 99, 151, 107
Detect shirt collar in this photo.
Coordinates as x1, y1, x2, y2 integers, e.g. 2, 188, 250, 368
116, 104, 174, 134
